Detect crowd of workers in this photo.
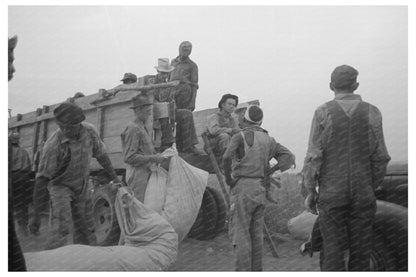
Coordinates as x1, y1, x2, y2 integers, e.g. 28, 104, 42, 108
9, 38, 390, 272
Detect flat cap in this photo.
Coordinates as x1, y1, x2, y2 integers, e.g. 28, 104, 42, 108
54, 102, 85, 124
121, 73, 137, 82
331, 65, 359, 89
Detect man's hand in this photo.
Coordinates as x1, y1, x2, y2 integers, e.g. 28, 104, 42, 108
28, 216, 41, 236
151, 154, 166, 164
305, 192, 318, 215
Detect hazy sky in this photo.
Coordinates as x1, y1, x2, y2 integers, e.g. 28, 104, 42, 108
8, 5, 408, 167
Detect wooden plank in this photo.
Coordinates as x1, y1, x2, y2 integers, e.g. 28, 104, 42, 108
19, 125, 35, 148
102, 136, 123, 153
96, 107, 104, 138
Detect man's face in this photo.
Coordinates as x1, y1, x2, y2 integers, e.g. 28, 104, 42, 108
58, 122, 82, 140
8, 48, 15, 81
222, 98, 237, 114
157, 71, 169, 81
179, 43, 192, 58
134, 105, 152, 121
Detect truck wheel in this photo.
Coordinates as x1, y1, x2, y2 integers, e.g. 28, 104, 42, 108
187, 188, 218, 240
369, 235, 397, 271
206, 187, 227, 235
91, 184, 120, 246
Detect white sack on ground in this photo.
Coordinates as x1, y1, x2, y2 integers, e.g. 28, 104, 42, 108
144, 165, 168, 214
161, 151, 209, 241
24, 187, 178, 271
287, 210, 318, 241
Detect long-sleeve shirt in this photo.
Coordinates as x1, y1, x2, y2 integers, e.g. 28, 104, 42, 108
223, 126, 295, 179
302, 93, 391, 191
121, 121, 156, 168
206, 111, 240, 137
169, 56, 198, 89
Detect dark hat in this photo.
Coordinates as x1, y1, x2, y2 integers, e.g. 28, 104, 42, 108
130, 94, 153, 109
331, 65, 359, 89
54, 102, 85, 124
121, 73, 137, 83
218, 93, 239, 109
244, 105, 263, 124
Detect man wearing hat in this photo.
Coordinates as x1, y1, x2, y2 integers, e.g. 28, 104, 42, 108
206, 94, 240, 162
29, 102, 120, 249
147, 58, 203, 154
302, 65, 390, 271
223, 105, 295, 271
121, 72, 138, 84
9, 132, 32, 237
121, 94, 167, 202
169, 41, 199, 111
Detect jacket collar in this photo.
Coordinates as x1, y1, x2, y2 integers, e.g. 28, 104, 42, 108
334, 92, 362, 101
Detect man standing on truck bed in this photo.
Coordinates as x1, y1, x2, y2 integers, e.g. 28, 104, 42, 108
147, 58, 204, 154
121, 94, 167, 202
169, 41, 198, 111
29, 102, 120, 250
302, 65, 391, 271
223, 105, 295, 271
206, 94, 240, 164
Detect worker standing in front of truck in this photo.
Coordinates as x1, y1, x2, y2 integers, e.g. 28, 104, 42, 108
302, 65, 391, 271
223, 105, 295, 271
121, 94, 167, 202
29, 102, 120, 250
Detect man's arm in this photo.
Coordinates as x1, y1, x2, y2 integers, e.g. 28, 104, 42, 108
271, 140, 296, 172
302, 109, 325, 194
121, 126, 164, 167
222, 133, 243, 188
206, 114, 233, 136
189, 63, 199, 111
369, 107, 391, 189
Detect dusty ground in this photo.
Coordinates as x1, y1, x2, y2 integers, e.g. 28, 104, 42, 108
17, 215, 319, 271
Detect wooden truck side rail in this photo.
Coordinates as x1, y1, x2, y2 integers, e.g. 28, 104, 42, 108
9, 87, 259, 174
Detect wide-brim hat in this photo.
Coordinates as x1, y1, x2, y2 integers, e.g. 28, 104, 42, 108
154, 58, 175, 73
129, 94, 153, 109
121, 72, 138, 82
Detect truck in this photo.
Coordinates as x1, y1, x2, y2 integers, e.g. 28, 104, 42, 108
8, 80, 258, 245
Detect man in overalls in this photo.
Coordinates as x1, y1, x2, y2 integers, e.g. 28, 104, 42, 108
29, 102, 120, 249
223, 105, 295, 271
303, 65, 391, 270
121, 94, 166, 202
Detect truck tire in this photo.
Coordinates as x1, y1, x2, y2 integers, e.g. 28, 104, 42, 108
187, 188, 218, 240
369, 236, 397, 271
91, 184, 120, 246
206, 187, 227, 235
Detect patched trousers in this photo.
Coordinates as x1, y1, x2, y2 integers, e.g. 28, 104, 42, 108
229, 178, 266, 271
